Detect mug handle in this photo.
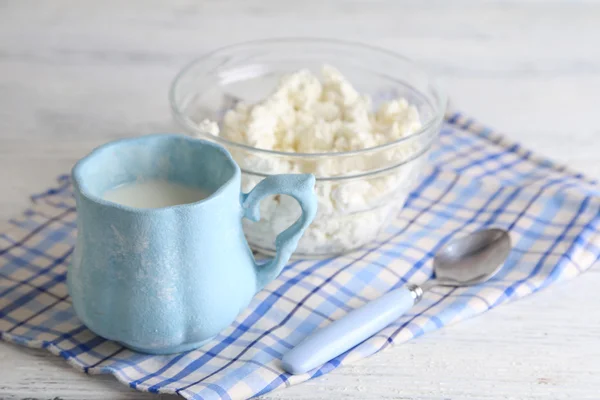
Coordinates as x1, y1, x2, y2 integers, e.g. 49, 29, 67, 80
241, 174, 318, 291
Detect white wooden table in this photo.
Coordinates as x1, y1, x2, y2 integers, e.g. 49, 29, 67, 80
1, 1, 599, 399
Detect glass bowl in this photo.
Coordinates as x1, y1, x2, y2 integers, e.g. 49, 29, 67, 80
170, 38, 446, 258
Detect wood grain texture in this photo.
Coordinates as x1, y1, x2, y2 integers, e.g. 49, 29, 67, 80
1, 1, 599, 399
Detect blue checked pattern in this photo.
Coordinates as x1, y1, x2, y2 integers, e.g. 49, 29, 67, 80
1, 113, 599, 400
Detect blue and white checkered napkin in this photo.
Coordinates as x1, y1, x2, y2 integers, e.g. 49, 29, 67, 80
1, 113, 599, 400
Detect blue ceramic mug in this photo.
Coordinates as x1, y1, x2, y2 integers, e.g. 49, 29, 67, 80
69, 134, 317, 354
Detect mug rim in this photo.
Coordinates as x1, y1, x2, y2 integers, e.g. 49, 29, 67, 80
71, 133, 241, 213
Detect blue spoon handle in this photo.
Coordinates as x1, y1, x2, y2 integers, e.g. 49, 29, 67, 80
281, 284, 421, 375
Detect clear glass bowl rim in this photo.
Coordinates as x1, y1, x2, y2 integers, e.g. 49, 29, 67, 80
169, 37, 448, 160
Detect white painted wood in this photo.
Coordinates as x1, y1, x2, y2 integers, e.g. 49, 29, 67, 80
1, 1, 599, 399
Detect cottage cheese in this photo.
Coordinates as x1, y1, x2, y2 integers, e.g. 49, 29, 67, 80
211, 65, 422, 155
195, 66, 427, 256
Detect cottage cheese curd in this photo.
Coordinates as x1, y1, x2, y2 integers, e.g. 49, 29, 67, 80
195, 66, 427, 256
202, 65, 421, 155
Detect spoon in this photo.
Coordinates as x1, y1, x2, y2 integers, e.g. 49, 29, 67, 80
281, 228, 512, 375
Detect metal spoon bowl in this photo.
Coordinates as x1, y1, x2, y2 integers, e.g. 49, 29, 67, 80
423, 228, 511, 290
282, 228, 512, 375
